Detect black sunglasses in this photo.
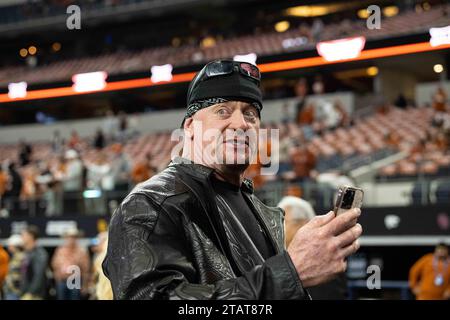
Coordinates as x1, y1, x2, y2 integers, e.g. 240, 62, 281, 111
189, 60, 261, 96
204, 60, 261, 82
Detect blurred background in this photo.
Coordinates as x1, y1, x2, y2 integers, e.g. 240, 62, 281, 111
0, 0, 449, 300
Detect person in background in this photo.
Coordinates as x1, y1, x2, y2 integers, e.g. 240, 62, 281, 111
278, 196, 316, 247
117, 111, 129, 142
290, 143, 317, 183
0, 242, 9, 299
20, 225, 48, 300
51, 130, 64, 155
278, 196, 348, 299
102, 110, 119, 143
131, 152, 155, 185
51, 227, 90, 300
311, 18, 324, 42
312, 74, 324, 94
0, 165, 8, 214
409, 242, 450, 300
334, 99, 351, 127
67, 130, 81, 151
110, 143, 131, 193
20, 164, 38, 212
298, 103, 315, 126
432, 87, 447, 113
62, 149, 84, 215
93, 128, 106, 150
3, 162, 23, 216
294, 78, 308, 123
91, 232, 112, 300
18, 139, 32, 167
3, 234, 25, 300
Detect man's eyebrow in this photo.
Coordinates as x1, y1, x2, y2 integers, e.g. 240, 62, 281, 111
212, 103, 229, 110
242, 104, 258, 112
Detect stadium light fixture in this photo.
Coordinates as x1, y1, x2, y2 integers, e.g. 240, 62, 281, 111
28, 46, 37, 55
274, 21, 290, 33
83, 189, 102, 199
433, 64, 444, 73
233, 53, 257, 65
429, 25, 450, 47
8, 82, 27, 99
316, 36, 366, 61
72, 71, 107, 92
357, 9, 369, 19
52, 42, 61, 52
19, 48, 28, 58
285, 4, 348, 17
151, 64, 173, 83
367, 67, 379, 76
383, 6, 399, 17
201, 36, 216, 48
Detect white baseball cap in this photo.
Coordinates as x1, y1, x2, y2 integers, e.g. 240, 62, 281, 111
7, 234, 24, 247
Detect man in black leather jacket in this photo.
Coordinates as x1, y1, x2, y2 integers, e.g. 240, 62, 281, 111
103, 60, 363, 300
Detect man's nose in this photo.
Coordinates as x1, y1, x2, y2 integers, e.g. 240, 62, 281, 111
228, 110, 249, 130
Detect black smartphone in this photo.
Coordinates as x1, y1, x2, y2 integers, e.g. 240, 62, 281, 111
333, 186, 364, 215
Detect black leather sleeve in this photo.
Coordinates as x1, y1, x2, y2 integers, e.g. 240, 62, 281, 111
103, 194, 308, 300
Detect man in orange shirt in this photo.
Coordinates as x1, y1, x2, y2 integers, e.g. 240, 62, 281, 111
409, 243, 450, 300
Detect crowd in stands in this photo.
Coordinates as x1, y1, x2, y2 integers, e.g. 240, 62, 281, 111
0, 85, 448, 216
0, 224, 111, 300
377, 88, 450, 179
0, 2, 448, 86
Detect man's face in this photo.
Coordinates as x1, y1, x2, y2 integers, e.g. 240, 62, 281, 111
435, 246, 448, 260
65, 235, 77, 247
21, 231, 34, 248
185, 101, 260, 171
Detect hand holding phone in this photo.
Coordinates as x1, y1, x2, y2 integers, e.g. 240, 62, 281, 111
333, 186, 364, 216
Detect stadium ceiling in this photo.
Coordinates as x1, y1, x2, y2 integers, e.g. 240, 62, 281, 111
1, 40, 449, 104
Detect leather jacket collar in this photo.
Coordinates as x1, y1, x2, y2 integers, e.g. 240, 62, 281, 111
169, 156, 255, 194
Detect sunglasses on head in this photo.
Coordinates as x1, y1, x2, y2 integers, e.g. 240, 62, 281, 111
204, 60, 261, 83
189, 60, 260, 92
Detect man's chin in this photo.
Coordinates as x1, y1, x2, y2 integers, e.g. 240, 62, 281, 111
212, 154, 248, 170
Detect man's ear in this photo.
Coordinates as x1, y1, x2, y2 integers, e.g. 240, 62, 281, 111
184, 117, 194, 140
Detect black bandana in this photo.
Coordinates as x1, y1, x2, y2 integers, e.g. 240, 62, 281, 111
185, 97, 261, 120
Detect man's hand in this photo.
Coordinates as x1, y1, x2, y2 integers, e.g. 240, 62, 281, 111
287, 208, 362, 288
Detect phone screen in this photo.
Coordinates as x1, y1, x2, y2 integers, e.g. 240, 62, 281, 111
340, 189, 355, 210
334, 186, 364, 215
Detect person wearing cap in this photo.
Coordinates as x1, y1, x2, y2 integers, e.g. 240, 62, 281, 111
103, 60, 362, 300
51, 227, 90, 300
3, 234, 25, 300
62, 149, 84, 215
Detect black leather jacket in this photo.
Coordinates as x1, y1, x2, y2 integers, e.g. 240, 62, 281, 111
103, 157, 309, 300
